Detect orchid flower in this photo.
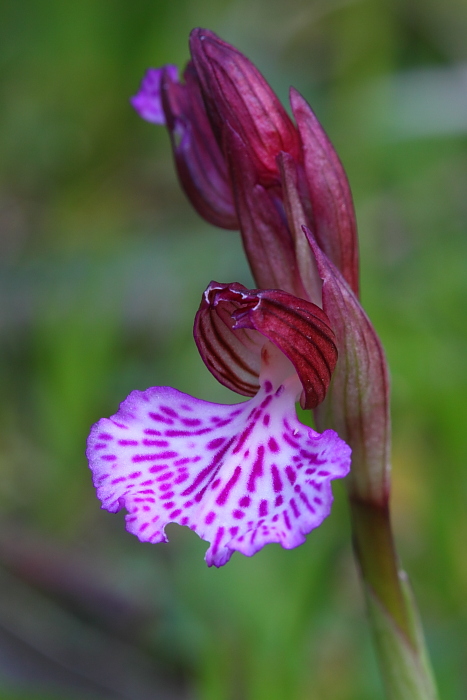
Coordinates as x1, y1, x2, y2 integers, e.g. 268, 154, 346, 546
87, 282, 350, 566
124, 29, 439, 697
88, 29, 355, 568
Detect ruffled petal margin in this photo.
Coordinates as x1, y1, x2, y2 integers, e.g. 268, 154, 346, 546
87, 371, 350, 567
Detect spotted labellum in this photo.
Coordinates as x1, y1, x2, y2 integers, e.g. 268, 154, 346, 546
87, 283, 351, 566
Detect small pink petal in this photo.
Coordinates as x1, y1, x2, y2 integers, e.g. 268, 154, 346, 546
87, 371, 350, 567
130, 66, 178, 124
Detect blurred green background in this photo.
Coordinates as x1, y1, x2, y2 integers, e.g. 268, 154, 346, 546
0, 0, 466, 698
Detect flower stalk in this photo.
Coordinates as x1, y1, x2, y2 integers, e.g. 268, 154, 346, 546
305, 233, 438, 699
350, 498, 438, 700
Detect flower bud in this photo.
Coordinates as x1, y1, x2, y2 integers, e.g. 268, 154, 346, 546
190, 28, 301, 186
132, 64, 238, 229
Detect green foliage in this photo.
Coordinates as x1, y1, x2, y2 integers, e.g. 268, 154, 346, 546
0, 0, 466, 698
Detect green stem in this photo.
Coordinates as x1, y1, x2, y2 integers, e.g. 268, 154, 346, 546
349, 497, 438, 700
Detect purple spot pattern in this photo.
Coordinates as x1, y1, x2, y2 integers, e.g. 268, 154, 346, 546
86, 374, 351, 567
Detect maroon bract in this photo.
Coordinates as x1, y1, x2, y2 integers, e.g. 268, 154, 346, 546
224, 126, 301, 295
305, 231, 390, 504
290, 90, 359, 296
189, 28, 301, 185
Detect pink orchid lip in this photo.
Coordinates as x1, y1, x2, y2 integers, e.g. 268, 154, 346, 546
87, 356, 351, 567
195, 281, 338, 410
